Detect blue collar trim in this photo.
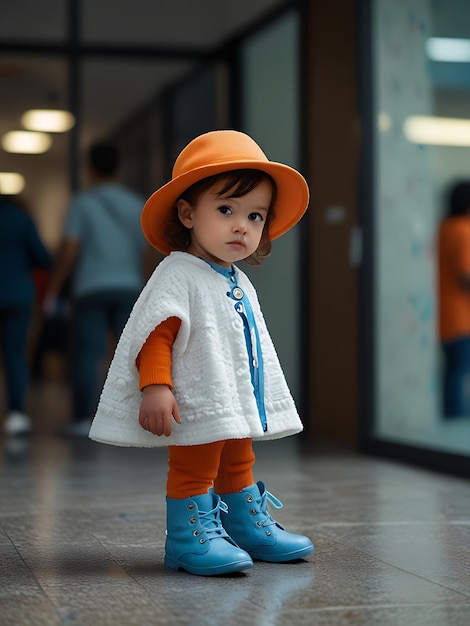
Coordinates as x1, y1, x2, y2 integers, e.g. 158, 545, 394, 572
200, 258, 236, 281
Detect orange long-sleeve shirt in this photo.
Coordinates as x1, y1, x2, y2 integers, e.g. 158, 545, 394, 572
439, 217, 470, 342
135, 316, 181, 389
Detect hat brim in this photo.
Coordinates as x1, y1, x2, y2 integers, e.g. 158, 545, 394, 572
141, 160, 309, 256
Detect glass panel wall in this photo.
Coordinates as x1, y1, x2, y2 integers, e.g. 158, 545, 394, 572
168, 63, 230, 164
370, 0, 470, 458
109, 60, 229, 199
239, 10, 303, 403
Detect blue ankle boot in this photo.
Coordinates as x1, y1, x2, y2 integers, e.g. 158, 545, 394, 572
164, 492, 253, 576
219, 481, 314, 562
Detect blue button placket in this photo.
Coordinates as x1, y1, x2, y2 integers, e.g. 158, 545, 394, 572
202, 259, 267, 432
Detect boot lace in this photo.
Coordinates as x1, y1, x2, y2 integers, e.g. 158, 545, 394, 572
198, 499, 230, 542
248, 487, 283, 531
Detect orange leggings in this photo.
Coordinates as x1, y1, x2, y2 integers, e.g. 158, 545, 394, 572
167, 438, 255, 498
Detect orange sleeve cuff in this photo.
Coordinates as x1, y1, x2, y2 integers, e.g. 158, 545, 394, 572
135, 316, 181, 390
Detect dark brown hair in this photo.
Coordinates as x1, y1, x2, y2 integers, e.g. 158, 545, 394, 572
88, 142, 120, 176
164, 169, 277, 266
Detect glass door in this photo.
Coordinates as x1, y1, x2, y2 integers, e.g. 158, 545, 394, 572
363, 0, 470, 472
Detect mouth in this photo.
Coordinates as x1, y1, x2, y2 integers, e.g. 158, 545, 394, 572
228, 240, 246, 249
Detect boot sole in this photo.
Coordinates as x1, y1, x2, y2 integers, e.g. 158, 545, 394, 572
164, 555, 253, 576
248, 543, 314, 562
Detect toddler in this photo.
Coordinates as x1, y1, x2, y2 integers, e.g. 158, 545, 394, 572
89, 130, 314, 576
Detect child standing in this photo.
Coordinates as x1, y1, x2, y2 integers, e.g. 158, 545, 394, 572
89, 130, 314, 576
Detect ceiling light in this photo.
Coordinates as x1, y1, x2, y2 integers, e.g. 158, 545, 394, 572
0, 172, 26, 194
403, 116, 470, 146
426, 37, 470, 62
378, 112, 392, 132
21, 109, 75, 133
2, 130, 52, 154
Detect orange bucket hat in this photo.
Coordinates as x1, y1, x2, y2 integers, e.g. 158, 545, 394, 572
141, 130, 309, 255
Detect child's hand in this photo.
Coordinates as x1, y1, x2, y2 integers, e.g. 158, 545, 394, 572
139, 385, 182, 436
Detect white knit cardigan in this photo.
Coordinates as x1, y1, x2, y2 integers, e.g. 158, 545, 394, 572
89, 252, 303, 447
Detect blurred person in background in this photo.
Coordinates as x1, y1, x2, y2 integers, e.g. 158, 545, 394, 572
438, 180, 470, 419
0, 194, 51, 435
44, 142, 151, 436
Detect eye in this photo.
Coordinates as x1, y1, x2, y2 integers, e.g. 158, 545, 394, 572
218, 205, 232, 215
249, 212, 264, 222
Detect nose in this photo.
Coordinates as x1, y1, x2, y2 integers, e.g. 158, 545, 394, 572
233, 218, 248, 235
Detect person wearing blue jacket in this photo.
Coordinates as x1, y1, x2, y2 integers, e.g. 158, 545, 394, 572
0, 195, 51, 435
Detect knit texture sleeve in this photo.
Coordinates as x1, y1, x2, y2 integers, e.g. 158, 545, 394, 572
136, 316, 181, 390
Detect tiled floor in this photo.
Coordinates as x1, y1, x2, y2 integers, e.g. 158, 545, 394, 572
1, 418, 469, 626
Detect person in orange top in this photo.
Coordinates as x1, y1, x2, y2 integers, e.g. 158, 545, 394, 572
438, 180, 470, 418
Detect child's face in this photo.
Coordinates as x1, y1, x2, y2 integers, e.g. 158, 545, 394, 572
177, 179, 272, 268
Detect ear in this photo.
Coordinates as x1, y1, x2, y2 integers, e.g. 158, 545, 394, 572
177, 199, 193, 229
